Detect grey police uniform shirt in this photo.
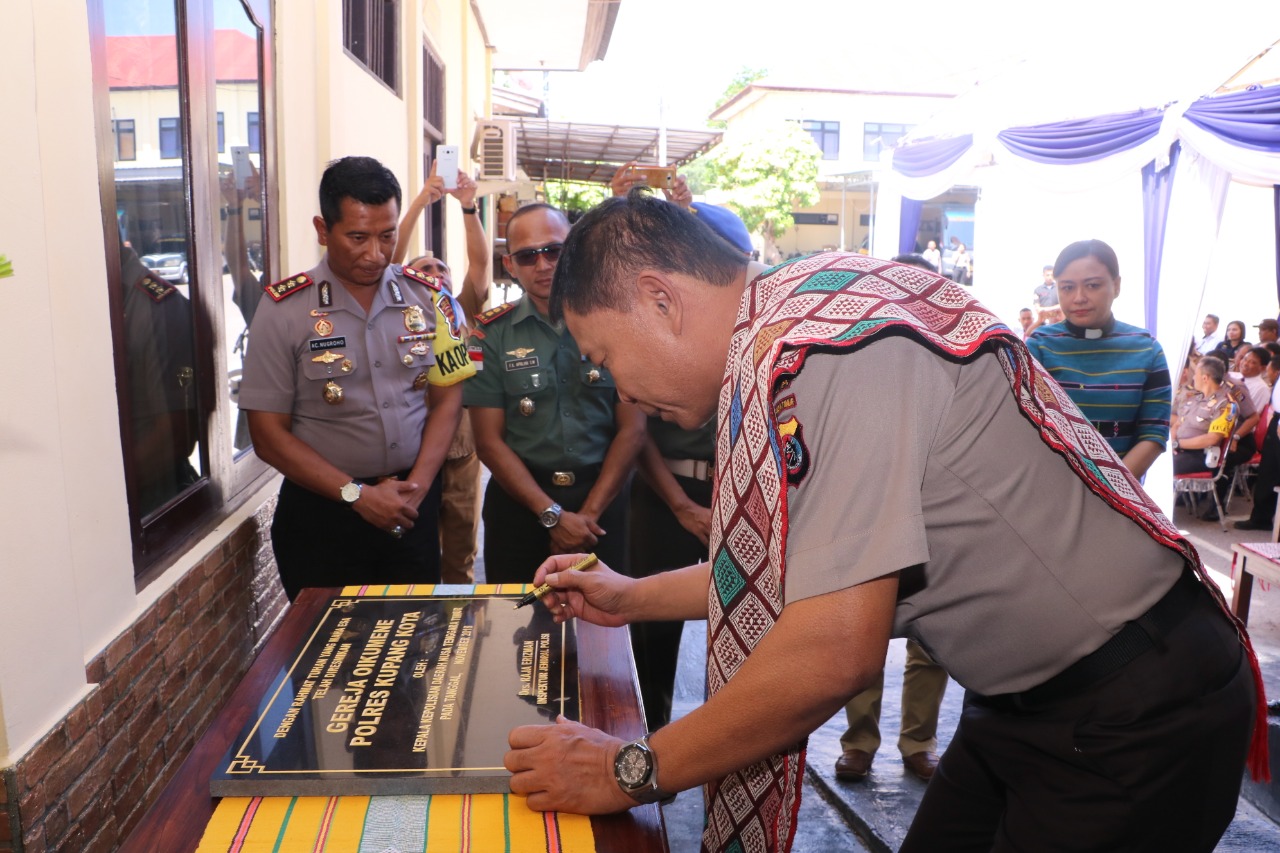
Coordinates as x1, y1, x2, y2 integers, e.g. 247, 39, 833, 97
238, 258, 439, 480
780, 336, 1185, 697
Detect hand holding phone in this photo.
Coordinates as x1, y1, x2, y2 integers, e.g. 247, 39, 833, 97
232, 146, 253, 192
436, 145, 460, 190
630, 164, 675, 191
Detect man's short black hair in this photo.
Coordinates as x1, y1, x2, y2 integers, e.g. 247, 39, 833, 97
318, 156, 402, 228
892, 252, 938, 274
1247, 346, 1272, 368
504, 202, 569, 246
550, 188, 747, 322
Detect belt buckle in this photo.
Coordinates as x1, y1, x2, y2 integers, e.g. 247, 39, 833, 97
551, 471, 575, 487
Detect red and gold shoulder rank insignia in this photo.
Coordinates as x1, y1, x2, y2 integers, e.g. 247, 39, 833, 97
135, 271, 176, 302
266, 273, 314, 302
476, 302, 515, 326
401, 265, 442, 291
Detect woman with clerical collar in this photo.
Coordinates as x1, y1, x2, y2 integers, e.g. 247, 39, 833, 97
1026, 239, 1173, 478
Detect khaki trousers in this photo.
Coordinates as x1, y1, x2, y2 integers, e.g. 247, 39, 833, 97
840, 639, 948, 757
438, 451, 481, 584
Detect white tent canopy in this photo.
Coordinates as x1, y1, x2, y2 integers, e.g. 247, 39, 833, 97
873, 44, 1280, 513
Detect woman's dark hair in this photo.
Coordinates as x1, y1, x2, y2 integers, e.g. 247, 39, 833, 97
1053, 239, 1119, 279
318, 156, 402, 228
1198, 355, 1227, 384
1226, 320, 1246, 342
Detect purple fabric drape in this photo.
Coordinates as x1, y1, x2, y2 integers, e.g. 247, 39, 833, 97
1141, 143, 1180, 336
892, 134, 973, 178
899, 198, 924, 256
997, 109, 1163, 164
1185, 86, 1280, 152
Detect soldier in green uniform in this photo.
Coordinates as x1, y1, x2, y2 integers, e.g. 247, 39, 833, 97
463, 203, 645, 583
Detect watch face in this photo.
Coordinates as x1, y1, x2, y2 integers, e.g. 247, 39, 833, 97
341, 482, 361, 503
617, 744, 651, 788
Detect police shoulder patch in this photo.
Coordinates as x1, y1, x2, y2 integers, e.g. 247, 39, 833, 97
779, 417, 810, 486
476, 302, 516, 326
402, 265, 442, 291
136, 272, 176, 302
266, 273, 314, 302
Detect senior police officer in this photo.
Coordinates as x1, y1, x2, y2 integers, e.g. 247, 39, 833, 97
463, 203, 645, 583
240, 156, 466, 599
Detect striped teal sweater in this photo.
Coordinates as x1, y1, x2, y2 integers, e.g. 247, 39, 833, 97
1026, 318, 1172, 455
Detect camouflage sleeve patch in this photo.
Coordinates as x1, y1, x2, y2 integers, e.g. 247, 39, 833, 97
135, 271, 176, 302
401, 265, 442, 291
476, 302, 516, 326
266, 273, 314, 302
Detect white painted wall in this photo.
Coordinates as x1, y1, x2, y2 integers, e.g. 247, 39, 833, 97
0, 0, 138, 765
0, 0, 501, 768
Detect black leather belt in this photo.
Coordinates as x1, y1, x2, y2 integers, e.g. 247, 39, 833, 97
355, 469, 412, 485
975, 571, 1203, 711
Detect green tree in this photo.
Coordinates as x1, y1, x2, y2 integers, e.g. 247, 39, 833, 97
702, 121, 821, 260
714, 67, 768, 111
542, 180, 609, 216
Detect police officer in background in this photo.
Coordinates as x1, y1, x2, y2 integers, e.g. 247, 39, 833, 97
463, 203, 645, 583
240, 156, 465, 599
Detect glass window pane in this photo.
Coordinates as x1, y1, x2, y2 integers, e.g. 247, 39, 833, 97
215, 0, 267, 454
104, 1, 204, 517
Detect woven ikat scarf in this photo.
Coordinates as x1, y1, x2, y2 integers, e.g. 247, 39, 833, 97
702, 252, 1268, 853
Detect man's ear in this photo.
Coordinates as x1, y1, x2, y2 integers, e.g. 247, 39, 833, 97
313, 215, 329, 246
636, 271, 682, 333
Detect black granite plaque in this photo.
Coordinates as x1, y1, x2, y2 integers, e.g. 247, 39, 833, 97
211, 594, 578, 796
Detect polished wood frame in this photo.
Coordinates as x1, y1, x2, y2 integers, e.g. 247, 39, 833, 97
119, 589, 668, 852
86, 0, 276, 584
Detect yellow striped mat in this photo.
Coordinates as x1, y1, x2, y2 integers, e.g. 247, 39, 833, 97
196, 794, 596, 853
196, 585, 595, 853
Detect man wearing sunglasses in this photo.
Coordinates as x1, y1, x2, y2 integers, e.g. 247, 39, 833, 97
462, 203, 645, 583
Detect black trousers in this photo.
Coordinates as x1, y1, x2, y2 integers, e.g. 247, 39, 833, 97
1247, 412, 1280, 526
628, 473, 712, 731
900, 581, 1253, 853
271, 475, 442, 601
481, 470, 630, 585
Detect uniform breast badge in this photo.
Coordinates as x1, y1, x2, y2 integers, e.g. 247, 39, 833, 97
519, 397, 536, 416
341, 359, 353, 373
402, 354, 415, 366
587, 368, 601, 383
402, 305, 428, 333
312, 350, 345, 375
311, 309, 334, 337
410, 341, 430, 356
323, 381, 344, 405
412, 371, 430, 391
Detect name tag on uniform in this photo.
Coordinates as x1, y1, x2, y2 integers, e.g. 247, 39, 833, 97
505, 356, 538, 371
309, 337, 348, 352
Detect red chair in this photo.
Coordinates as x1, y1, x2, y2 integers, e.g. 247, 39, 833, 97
1174, 433, 1234, 533
1227, 403, 1270, 511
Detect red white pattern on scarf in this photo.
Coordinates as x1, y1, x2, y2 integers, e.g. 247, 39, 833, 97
702, 252, 1267, 853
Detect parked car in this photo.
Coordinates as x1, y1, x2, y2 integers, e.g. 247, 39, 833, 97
140, 251, 188, 284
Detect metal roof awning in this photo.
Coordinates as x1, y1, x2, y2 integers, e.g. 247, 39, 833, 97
511, 118, 722, 184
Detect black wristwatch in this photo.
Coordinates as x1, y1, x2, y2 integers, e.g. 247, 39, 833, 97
538, 503, 562, 528
614, 736, 667, 804
460, 205, 477, 215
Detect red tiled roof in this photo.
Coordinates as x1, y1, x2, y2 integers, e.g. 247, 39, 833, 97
107, 30, 258, 89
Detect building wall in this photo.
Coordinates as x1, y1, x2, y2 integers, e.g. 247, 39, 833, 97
0, 0, 495, 850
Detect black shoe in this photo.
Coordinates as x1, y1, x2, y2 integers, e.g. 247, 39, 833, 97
1234, 519, 1271, 531
1200, 508, 1222, 522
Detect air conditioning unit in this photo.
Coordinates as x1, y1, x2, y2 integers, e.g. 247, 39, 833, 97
471, 119, 517, 182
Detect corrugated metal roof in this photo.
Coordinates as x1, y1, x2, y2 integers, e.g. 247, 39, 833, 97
512, 118, 721, 184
